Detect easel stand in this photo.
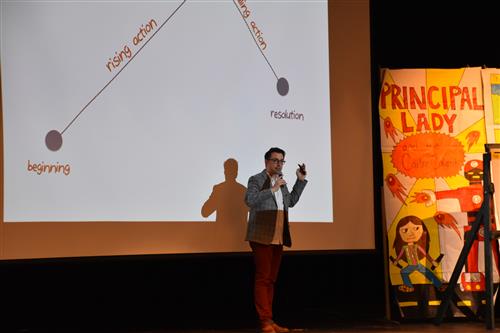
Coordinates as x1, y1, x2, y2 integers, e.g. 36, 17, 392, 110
434, 145, 499, 329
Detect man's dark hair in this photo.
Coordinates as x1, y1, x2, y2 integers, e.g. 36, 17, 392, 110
265, 147, 286, 160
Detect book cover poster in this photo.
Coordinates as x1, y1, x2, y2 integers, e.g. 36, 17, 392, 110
379, 67, 499, 318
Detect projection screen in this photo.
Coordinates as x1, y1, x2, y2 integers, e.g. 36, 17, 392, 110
0, 0, 374, 259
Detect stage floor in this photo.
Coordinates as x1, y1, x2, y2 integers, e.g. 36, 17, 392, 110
11, 320, 500, 333
152, 322, 500, 332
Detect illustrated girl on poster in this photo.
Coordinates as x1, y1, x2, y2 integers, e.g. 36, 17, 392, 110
391, 215, 444, 292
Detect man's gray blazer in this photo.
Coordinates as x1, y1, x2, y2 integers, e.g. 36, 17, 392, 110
245, 169, 307, 247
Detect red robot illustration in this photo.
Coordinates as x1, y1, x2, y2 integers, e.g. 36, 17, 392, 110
412, 159, 498, 291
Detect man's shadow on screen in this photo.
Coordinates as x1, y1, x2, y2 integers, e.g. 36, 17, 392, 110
201, 158, 249, 241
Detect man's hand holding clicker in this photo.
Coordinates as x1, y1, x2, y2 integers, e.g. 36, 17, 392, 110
296, 163, 307, 181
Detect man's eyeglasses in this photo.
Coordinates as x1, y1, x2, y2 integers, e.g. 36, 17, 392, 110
268, 158, 286, 164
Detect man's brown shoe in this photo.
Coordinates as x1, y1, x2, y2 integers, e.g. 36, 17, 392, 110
271, 323, 290, 333
260, 322, 276, 333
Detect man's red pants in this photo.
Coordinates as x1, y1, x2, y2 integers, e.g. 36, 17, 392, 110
250, 241, 284, 323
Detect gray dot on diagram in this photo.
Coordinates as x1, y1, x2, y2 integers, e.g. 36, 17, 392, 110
45, 130, 63, 151
277, 77, 289, 96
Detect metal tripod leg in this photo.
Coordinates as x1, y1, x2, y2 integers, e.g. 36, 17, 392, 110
433, 209, 484, 324
482, 151, 494, 329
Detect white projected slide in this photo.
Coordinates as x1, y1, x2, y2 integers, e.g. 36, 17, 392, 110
1, 0, 332, 222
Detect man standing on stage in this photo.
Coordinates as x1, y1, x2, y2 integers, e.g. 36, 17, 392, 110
245, 147, 307, 333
